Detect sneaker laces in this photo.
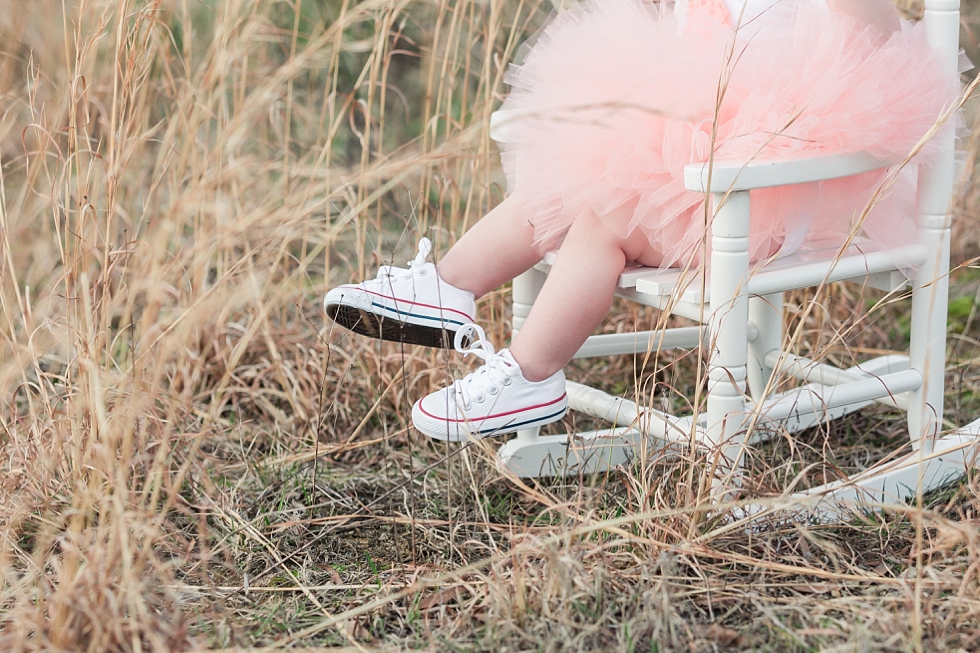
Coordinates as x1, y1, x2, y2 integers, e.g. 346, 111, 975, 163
374, 237, 433, 282
452, 324, 518, 411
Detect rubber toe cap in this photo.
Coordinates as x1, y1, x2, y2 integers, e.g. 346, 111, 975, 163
412, 398, 466, 441
323, 285, 370, 312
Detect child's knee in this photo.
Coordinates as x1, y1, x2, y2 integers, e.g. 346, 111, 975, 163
566, 209, 623, 243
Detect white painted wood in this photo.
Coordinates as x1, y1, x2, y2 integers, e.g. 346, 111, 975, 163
854, 269, 908, 293
511, 267, 549, 450
747, 293, 783, 402
533, 254, 710, 320
499, 370, 940, 480
765, 352, 911, 410
612, 287, 709, 322
735, 435, 979, 525
683, 151, 892, 193
499, 376, 895, 479
570, 373, 902, 446
512, 266, 546, 333
489, 109, 534, 143
749, 384, 876, 435
706, 191, 751, 493
496, 428, 641, 478
618, 264, 678, 289
496, 425, 712, 478
633, 242, 927, 304
497, 0, 974, 519
748, 0, 969, 521
925, 2, 963, 80
540, 252, 666, 290
573, 327, 703, 359
907, 0, 959, 450
772, 426, 980, 524
908, 224, 952, 450
544, 240, 919, 327
566, 381, 701, 445
753, 370, 922, 424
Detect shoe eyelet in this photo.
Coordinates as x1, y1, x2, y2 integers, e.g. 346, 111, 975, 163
416, 268, 427, 276
488, 387, 499, 396
475, 394, 486, 403
503, 378, 513, 386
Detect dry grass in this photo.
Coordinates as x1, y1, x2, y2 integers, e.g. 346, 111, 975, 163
2, 0, 980, 651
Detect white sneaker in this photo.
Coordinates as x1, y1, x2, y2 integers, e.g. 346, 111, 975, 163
324, 238, 477, 348
412, 324, 568, 441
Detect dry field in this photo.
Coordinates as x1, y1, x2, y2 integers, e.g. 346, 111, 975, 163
2, 0, 980, 651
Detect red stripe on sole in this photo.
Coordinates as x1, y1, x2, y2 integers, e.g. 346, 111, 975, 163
361, 288, 474, 322
417, 392, 567, 424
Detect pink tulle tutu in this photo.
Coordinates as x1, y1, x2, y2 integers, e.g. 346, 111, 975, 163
495, 0, 963, 268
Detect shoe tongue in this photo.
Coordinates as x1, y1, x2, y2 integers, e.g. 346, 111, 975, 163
377, 263, 407, 280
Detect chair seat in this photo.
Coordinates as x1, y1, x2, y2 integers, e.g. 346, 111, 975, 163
539, 237, 926, 323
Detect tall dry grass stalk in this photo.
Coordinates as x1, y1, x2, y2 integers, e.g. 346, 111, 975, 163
0, 0, 979, 651
0, 0, 544, 648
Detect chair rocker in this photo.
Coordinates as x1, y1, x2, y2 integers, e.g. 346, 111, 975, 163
489, 0, 980, 521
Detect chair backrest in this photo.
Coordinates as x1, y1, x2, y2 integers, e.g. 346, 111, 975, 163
921, 0, 961, 216
924, 0, 962, 80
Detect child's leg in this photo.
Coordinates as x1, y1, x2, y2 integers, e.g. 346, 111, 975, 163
509, 210, 651, 382
412, 206, 660, 441
437, 197, 543, 299
325, 195, 541, 348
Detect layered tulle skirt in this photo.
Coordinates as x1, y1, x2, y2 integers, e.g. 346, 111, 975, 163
495, 0, 963, 268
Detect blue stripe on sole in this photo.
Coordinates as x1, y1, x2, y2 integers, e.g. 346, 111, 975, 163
370, 300, 469, 329
476, 405, 568, 436
422, 404, 568, 441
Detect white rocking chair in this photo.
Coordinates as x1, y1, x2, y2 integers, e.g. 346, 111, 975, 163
490, 0, 980, 521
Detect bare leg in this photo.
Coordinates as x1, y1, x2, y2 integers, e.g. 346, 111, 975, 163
436, 196, 542, 298
435, 195, 779, 383
438, 199, 662, 381
510, 210, 655, 382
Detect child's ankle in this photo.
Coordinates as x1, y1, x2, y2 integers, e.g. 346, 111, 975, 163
508, 347, 559, 383
435, 262, 476, 297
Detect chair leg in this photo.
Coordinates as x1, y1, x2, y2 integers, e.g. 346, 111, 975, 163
707, 191, 751, 497
907, 223, 949, 451
512, 265, 547, 334
908, 139, 955, 450
747, 292, 783, 403
512, 266, 548, 444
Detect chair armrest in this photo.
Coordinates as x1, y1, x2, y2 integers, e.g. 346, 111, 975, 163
492, 107, 896, 191
490, 109, 528, 144
683, 151, 895, 193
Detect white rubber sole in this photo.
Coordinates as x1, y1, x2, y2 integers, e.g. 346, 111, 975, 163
324, 286, 474, 349
412, 393, 568, 441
